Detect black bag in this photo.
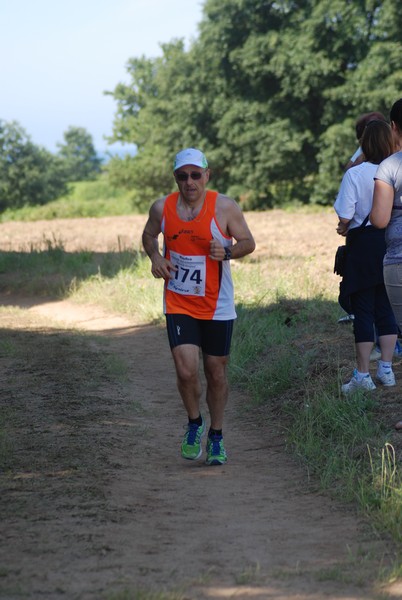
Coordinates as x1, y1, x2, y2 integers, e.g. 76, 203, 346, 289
333, 214, 370, 277
334, 245, 346, 276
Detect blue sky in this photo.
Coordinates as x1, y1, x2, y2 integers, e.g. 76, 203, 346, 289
0, 0, 203, 154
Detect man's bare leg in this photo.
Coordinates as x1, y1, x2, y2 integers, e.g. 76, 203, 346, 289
203, 353, 229, 430
171, 344, 202, 419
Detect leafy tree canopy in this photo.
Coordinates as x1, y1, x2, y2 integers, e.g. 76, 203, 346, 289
107, 0, 402, 207
0, 120, 68, 211
57, 126, 102, 182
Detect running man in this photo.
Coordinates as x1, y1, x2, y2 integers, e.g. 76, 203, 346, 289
142, 148, 255, 465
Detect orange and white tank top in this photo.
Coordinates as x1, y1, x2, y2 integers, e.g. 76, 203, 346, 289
161, 190, 236, 320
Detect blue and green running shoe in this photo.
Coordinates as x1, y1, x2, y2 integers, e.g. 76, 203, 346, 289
181, 417, 205, 460
206, 434, 227, 466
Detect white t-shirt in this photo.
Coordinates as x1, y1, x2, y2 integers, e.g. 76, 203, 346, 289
334, 161, 377, 230
350, 146, 363, 163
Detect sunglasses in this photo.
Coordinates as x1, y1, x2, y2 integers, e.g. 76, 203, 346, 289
175, 171, 204, 182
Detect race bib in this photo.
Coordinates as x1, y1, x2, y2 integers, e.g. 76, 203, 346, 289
167, 251, 206, 296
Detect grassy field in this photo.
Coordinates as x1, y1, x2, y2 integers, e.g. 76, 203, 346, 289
0, 178, 137, 222
0, 206, 401, 587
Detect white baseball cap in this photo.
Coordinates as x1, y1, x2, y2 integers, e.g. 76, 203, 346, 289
173, 148, 208, 171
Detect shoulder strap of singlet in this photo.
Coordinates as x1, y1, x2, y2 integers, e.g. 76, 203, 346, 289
162, 192, 179, 217
205, 190, 219, 214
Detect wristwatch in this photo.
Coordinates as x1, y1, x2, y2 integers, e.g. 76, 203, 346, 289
223, 247, 232, 261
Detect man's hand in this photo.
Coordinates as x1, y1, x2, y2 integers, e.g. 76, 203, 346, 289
151, 254, 178, 279
209, 239, 225, 261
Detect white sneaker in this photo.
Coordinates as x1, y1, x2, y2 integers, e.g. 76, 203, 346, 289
370, 346, 381, 361
394, 342, 402, 357
376, 369, 396, 387
337, 314, 355, 325
371, 344, 402, 360
341, 369, 376, 394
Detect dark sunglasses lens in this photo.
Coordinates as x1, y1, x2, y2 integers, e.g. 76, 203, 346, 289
176, 172, 203, 181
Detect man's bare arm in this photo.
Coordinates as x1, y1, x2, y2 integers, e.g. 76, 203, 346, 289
210, 195, 255, 261
142, 198, 177, 279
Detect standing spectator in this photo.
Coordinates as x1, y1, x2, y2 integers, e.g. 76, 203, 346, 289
335, 120, 398, 393
339, 110, 388, 326
371, 99, 402, 428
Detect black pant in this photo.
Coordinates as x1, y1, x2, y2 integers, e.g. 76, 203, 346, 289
350, 284, 398, 343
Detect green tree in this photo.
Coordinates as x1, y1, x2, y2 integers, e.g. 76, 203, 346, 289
57, 126, 102, 182
107, 0, 402, 208
106, 41, 211, 205
311, 0, 402, 203
0, 120, 68, 211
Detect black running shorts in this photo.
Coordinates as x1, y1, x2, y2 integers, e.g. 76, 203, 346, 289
165, 313, 234, 356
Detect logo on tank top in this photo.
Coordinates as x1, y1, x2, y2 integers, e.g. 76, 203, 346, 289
167, 228, 194, 241
167, 229, 208, 244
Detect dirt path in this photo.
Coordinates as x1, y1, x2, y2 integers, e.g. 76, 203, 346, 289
1, 212, 401, 598
0, 294, 399, 600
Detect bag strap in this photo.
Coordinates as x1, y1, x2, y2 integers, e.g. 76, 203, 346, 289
346, 213, 371, 246
359, 213, 370, 229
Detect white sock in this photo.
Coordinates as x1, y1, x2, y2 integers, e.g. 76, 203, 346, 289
378, 360, 392, 373
355, 370, 369, 381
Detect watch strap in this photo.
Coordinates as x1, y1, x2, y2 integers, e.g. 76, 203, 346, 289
223, 247, 232, 261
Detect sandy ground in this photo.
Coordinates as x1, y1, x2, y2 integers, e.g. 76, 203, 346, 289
0, 212, 401, 599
